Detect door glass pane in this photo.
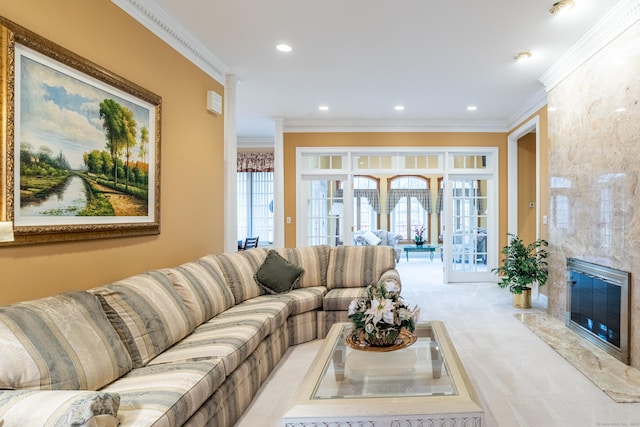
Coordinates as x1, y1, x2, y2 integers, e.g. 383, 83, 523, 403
305, 179, 344, 247
450, 178, 487, 273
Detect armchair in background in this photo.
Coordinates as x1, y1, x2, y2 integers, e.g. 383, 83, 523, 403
353, 229, 402, 262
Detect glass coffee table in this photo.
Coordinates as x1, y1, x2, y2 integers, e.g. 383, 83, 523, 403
282, 321, 484, 426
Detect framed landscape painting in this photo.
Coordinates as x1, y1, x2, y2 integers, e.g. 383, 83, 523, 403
0, 17, 161, 245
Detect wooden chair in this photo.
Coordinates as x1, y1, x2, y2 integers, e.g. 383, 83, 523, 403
240, 236, 259, 250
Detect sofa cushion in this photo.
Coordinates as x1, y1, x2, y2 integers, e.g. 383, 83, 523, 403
101, 360, 225, 427
148, 314, 272, 376
0, 291, 132, 391
326, 245, 396, 289
322, 287, 368, 311
272, 245, 330, 288
163, 258, 235, 326
255, 250, 305, 294
278, 286, 326, 315
363, 230, 382, 245
0, 390, 120, 427
91, 271, 195, 368
214, 248, 267, 303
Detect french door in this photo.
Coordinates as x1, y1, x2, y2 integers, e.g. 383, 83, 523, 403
299, 176, 350, 247
444, 175, 495, 282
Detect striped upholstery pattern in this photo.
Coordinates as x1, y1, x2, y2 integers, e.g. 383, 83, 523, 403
287, 311, 318, 345
217, 296, 290, 335
326, 245, 396, 289
163, 258, 235, 326
378, 268, 402, 292
101, 360, 225, 427
91, 271, 194, 368
0, 390, 120, 427
279, 286, 326, 315
183, 328, 289, 427
317, 311, 351, 338
0, 291, 132, 391
214, 248, 267, 303
272, 245, 331, 288
148, 313, 272, 375
322, 287, 368, 311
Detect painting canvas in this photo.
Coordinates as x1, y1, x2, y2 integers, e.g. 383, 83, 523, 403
0, 17, 161, 245
15, 46, 155, 225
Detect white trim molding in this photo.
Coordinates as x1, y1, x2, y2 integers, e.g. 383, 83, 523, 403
284, 119, 508, 134
540, 0, 640, 92
111, 0, 228, 84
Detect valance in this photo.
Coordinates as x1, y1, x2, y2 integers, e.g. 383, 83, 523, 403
354, 189, 381, 214
386, 189, 432, 214
237, 152, 274, 172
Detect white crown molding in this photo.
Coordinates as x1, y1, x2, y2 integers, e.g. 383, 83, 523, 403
237, 137, 275, 148
539, 0, 640, 91
111, 0, 228, 84
283, 119, 508, 134
506, 87, 548, 131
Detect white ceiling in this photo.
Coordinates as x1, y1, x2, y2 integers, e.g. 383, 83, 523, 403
119, 0, 624, 139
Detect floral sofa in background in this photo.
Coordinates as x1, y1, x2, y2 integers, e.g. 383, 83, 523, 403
0, 245, 400, 427
353, 229, 403, 263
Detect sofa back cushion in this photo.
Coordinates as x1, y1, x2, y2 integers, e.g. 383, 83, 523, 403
91, 271, 194, 368
272, 245, 330, 288
326, 245, 396, 289
163, 257, 235, 326
213, 248, 267, 303
0, 291, 132, 390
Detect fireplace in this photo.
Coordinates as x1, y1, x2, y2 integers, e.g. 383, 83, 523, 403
566, 258, 631, 365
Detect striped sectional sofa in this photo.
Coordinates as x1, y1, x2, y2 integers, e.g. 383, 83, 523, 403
0, 244, 399, 427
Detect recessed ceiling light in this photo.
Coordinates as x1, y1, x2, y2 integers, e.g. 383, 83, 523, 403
467, 105, 477, 111
514, 51, 532, 63
318, 105, 329, 111
549, 0, 575, 15
276, 44, 292, 53
615, 107, 626, 112
394, 105, 405, 111
548, 106, 558, 112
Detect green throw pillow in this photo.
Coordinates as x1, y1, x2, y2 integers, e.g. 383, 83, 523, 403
255, 250, 305, 294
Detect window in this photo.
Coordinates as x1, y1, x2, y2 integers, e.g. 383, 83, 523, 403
353, 176, 380, 231
388, 176, 431, 242
237, 172, 274, 244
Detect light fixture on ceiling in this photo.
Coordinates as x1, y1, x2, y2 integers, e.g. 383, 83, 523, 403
549, 0, 575, 15
276, 44, 292, 52
318, 105, 329, 111
394, 105, 405, 111
513, 51, 532, 63
467, 105, 477, 111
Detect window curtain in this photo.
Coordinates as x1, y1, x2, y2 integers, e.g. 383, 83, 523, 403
436, 188, 444, 213
354, 189, 381, 214
237, 152, 274, 172
386, 189, 432, 214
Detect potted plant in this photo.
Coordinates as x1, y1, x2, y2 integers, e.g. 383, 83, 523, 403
348, 281, 420, 347
491, 234, 549, 308
414, 225, 426, 246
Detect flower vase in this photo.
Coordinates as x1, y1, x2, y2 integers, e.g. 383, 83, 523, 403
365, 328, 400, 347
415, 240, 424, 247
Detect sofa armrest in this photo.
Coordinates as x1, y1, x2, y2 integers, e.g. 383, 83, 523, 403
0, 390, 119, 427
376, 268, 402, 293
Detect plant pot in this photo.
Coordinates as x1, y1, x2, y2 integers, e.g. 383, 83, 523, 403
513, 288, 532, 308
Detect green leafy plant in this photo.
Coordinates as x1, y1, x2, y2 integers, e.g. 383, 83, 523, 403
492, 234, 549, 294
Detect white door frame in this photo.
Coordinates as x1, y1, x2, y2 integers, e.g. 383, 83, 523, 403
507, 115, 540, 239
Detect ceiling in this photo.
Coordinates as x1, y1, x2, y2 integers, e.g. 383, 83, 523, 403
125, 0, 622, 140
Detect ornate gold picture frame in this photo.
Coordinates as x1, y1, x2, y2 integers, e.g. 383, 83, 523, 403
0, 17, 161, 245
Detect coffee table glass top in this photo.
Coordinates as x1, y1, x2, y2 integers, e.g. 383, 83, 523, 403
312, 322, 457, 399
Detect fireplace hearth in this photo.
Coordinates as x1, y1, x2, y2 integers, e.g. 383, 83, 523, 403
566, 258, 631, 365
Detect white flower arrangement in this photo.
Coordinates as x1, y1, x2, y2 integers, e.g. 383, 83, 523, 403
348, 280, 420, 346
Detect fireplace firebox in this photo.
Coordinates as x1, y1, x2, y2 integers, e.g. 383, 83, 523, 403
566, 258, 630, 365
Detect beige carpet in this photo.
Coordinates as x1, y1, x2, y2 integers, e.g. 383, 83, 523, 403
516, 312, 640, 403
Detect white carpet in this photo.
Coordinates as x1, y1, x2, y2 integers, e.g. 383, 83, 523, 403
236, 258, 640, 427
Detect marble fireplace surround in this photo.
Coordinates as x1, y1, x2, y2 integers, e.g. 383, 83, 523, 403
547, 18, 640, 369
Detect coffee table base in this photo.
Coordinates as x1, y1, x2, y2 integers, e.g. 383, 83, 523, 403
282, 321, 484, 426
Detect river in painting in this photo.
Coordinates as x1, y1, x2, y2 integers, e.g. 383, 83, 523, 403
20, 175, 89, 216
